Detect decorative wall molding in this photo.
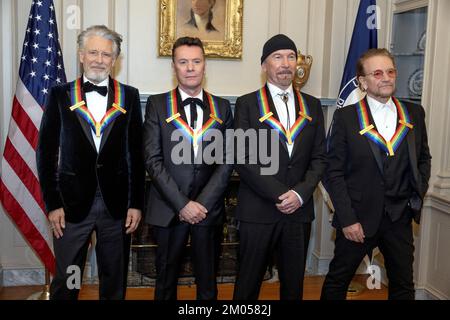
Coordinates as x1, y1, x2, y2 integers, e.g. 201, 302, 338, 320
0, 265, 3, 288
3, 268, 45, 287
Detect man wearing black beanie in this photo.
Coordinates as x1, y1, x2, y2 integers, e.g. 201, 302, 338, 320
233, 34, 326, 300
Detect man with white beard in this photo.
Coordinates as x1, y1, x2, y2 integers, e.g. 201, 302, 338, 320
37, 25, 145, 300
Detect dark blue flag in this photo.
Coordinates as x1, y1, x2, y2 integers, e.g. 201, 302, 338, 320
322, 0, 379, 216
337, 0, 378, 108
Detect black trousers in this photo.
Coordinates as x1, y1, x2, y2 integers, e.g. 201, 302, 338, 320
233, 217, 311, 300
50, 188, 130, 300
321, 209, 415, 300
153, 223, 219, 300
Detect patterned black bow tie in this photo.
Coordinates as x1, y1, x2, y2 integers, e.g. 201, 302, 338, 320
83, 81, 108, 96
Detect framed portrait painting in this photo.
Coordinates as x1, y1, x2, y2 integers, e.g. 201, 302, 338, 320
159, 0, 243, 59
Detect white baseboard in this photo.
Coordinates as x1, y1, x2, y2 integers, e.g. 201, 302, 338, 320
308, 252, 332, 275
2, 268, 45, 286
2, 264, 96, 287
308, 252, 389, 286
416, 286, 448, 300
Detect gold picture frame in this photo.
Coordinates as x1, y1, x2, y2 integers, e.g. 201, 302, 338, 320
159, 0, 243, 59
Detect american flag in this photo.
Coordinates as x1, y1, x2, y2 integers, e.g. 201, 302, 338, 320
0, 0, 66, 274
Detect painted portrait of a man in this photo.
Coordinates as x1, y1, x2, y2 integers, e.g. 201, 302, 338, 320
176, 0, 226, 41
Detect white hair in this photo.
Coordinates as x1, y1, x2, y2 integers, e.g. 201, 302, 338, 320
77, 25, 122, 58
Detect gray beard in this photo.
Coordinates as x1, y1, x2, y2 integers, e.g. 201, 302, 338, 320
84, 70, 109, 84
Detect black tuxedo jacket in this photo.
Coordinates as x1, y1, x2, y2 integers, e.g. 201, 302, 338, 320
143, 89, 233, 227
233, 85, 327, 224
325, 97, 431, 237
36, 77, 145, 223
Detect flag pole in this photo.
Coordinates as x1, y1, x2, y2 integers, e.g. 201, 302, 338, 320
27, 268, 51, 300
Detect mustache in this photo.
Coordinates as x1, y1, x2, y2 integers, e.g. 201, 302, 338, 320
277, 70, 293, 75
91, 64, 106, 69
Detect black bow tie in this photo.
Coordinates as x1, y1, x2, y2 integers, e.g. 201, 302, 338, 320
181, 98, 204, 128
181, 97, 205, 109
83, 81, 108, 96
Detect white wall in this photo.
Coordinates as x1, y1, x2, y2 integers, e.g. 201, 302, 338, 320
1, 0, 449, 298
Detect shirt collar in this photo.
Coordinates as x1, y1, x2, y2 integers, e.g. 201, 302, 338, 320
178, 87, 203, 101
366, 95, 395, 113
267, 82, 294, 99
83, 75, 109, 88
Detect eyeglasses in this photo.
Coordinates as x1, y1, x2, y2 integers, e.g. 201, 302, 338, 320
364, 68, 397, 79
85, 50, 114, 60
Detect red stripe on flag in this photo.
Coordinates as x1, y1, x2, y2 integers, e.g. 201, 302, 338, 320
3, 138, 46, 212
11, 97, 40, 150
0, 180, 55, 274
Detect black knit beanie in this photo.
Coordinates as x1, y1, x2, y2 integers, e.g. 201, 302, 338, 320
261, 34, 297, 64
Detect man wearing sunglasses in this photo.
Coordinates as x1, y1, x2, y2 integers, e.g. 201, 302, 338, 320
321, 48, 431, 300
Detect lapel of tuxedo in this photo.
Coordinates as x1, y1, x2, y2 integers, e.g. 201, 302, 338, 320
174, 87, 190, 126
99, 78, 118, 153
290, 92, 302, 157
70, 79, 96, 150
190, 91, 205, 164
201, 91, 210, 127
406, 104, 420, 187
362, 97, 384, 175
171, 88, 196, 159
263, 86, 289, 154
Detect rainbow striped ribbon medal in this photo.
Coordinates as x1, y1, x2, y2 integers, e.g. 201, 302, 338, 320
356, 98, 413, 156
257, 86, 312, 145
69, 78, 126, 137
165, 89, 223, 147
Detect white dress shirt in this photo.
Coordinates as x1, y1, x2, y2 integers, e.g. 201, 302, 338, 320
366, 95, 397, 143
179, 88, 204, 157
267, 82, 296, 157
84, 75, 109, 152
267, 82, 303, 206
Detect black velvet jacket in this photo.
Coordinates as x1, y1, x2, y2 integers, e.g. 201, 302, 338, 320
36, 77, 145, 223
